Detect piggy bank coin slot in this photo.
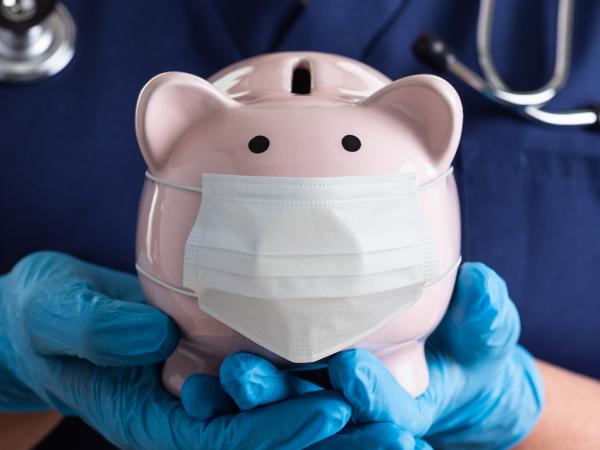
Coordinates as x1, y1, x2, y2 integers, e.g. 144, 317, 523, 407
291, 63, 311, 95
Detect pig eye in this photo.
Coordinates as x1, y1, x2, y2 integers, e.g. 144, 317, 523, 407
341, 134, 361, 152
248, 135, 270, 153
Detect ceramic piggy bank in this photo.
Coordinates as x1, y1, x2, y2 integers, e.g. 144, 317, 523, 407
134, 51, 462, 397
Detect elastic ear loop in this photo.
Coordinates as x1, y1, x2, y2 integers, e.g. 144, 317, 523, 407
136, 255, 462, 300
144, 166, 454, 194
416, 166, 454, 191
137, 167, 459, 296
135, 255, 462, 374
135, 263, 195, 297
144, 171, 203, 193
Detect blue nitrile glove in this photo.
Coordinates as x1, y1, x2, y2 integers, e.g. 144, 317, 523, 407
0, 251, 351, 450
326, 262, 544, 449
182, 353, 432, 450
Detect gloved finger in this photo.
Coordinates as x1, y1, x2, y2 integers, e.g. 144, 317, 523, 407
198, 390, 352, 450
136, 362, 351, 449
17, 251, 146, 303
414, 438, 433, 450
36, 357, 205, 450
431, 262, 521, 365
181, 373, 237, 420
83, 262, 147, 304
328, 349, 431, 436
307, 423, 417, 450
26, 287, 179, 367
220, 352, 322, 410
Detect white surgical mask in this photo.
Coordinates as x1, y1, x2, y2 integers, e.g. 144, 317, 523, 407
138, 169, 459, 363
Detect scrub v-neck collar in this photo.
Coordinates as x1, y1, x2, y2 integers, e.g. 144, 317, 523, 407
214, 0, 408, 59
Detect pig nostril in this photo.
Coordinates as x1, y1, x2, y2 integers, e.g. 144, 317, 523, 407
291, 66, 311, 95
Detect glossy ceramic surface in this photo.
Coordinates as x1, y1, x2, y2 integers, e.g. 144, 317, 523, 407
135, 51, 463, 396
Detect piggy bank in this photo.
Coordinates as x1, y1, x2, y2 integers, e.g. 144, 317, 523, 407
134, 51, 462, 397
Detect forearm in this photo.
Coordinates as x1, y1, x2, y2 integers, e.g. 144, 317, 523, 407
0, 411, 62, 450
0, 277, 62, 450
516, 360, 600, 449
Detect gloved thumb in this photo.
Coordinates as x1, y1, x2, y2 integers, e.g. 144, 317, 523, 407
328, 349, 432, 436
219, 352, 321, 410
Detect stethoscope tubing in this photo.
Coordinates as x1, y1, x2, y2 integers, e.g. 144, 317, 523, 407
413, 0, 600, 130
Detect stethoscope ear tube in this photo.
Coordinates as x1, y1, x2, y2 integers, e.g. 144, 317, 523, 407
412, 33, 454, 72
412, 0, 600, 131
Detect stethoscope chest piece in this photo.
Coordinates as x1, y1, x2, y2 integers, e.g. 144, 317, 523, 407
0, 0, 75, 82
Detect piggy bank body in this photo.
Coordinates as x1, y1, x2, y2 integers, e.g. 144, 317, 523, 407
135, 52, 462, 397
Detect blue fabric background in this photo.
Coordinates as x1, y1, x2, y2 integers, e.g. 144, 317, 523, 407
1, 0, 599, 379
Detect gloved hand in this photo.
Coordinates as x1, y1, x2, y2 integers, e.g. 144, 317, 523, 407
182, 353, 430, 450
324, 262, 544, 449
0, 251, 351, 450
193, 262, 543, 450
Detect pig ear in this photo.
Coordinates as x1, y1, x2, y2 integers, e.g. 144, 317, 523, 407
135, 72, 237, 172
361, 74, 462, 170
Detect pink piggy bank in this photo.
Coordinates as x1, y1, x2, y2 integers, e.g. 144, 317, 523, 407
134, 51, 462, 397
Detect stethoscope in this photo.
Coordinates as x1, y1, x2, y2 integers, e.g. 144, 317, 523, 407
414, 0, 600, 130
0, 0, 74, 82
1, 0, 598, 131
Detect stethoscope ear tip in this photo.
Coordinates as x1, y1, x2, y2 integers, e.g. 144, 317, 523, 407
412, 33, 454, 72
585, 105, 600, 131
413, 3, 600, 130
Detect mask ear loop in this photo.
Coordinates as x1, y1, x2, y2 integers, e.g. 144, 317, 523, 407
424, 255, 462, 289
137, 172, 202, 297
415, 166, 461, 289
145, 167, 454, 193
135, 263, 196, 297
416, 166, 454, 191
140, 167, 459, 295
144, 171, 203, 193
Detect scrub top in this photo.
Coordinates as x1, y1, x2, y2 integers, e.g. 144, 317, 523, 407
1, 0, 599, 447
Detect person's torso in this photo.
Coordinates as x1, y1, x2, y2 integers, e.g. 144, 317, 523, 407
2, 0, 599, 381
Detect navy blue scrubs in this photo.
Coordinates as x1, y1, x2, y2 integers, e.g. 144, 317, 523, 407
1, 1, 599, 447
